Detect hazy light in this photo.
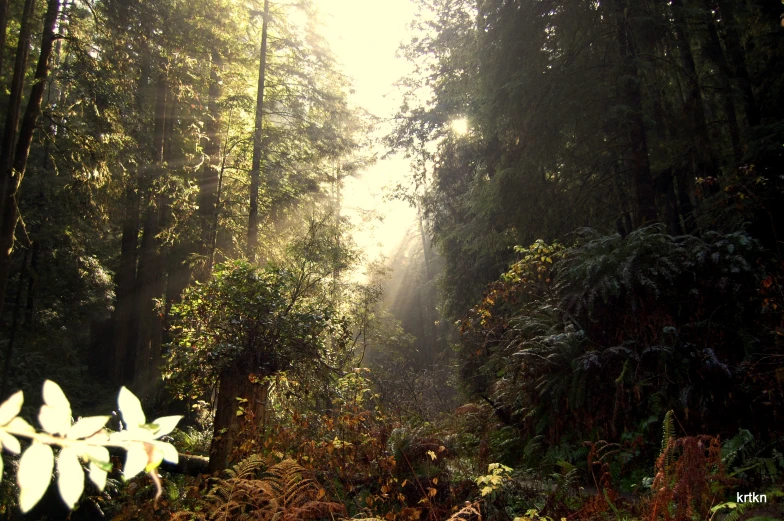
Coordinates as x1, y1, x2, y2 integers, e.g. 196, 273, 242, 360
317, 0, 420, 276
451, 117, 469, 135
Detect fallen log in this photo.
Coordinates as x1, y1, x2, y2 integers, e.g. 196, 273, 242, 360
161, 453, 210, 475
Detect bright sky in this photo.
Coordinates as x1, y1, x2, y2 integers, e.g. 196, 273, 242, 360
317, 0, 419, 270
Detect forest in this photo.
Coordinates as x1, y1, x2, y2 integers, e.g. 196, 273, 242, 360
0, 0, 781, 520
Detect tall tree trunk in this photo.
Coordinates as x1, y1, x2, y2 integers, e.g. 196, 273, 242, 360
198, 50, 222, 279
0, 249, 29, 398
609, 0, 657, 225
133, 72, 168, 397
209, 361, 269, 473
0, 0, 10, 80
113, 190, 140, 385
670, 0, 719, 178
0, 0, 60, 321
702, 12, 743, 162
0, 0, 36, 208
23, 239, 38, 327
247, 0, 270, 259
716, 0, 759, 128
110, 47, 152, 387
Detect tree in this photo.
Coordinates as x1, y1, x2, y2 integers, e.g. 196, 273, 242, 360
248, 0, 270, 258
167, 213, 356, 472
0, 0, 61, 320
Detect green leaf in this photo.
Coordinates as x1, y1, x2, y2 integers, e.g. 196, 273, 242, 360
57, 447, 84, 509
18, 443, 55, 513
0, 390, 23, 426
118, 387, 145, 428
150, 415, 182, 438
124, 443, 147, 480
0, 430, 20, 454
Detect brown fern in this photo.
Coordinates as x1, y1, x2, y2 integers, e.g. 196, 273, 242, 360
645, 435, 730, 521
200, 457, 346, 521
445, 501, 481, 521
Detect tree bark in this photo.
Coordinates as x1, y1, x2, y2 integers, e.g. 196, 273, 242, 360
0, 0, 60, 321
0, 0, 10, 80
198, 50, 222, 279
209, 361, 269, 473
247, 0, 270, 259
609, 0, 657, 225
716, 0, 759, 128
0, 249, 29, 398
702, 12, 743, 162
110, 47, 153, 387
0, 0, 36, 219
113, 190, 140, 385
670, 0, 719, 178
133, 73, 168, 397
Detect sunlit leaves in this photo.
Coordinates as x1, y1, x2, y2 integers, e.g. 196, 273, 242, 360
18, 444, 54, 513
0, 390, 23, 426
118, 386, 145, 428
67, 416, 110, 439
123, 444, 148, 480
86, 446, 110, 491
150, 415, 181, 438
0, 381, 181, 511
57, 447, 84, 509
39, 380, 72, 436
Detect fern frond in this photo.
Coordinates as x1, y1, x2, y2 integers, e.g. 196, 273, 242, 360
200, 457, 342, 521
661, 410, 676, 478
447, 501, 482, 521
224, 453, 265, 480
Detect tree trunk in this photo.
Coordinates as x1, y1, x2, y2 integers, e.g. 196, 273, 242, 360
716, 0, 759, 128
23, 239, 38, 327
0, 0, 60, 321
0, 0, 10, 80
702, 12, 743, 162
247, 0, 270, 258
133, 73, 168, 397
0, 0, 36, 192
110, 48, 153, 387
670, 0, 719, 178
0, 249, 29, 398
113, 190, 140, 385
609, 0, 657, 225
209, 361, 269, 473
199, 50, 223, 279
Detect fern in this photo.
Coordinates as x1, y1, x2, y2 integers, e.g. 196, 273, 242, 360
446, 501, 482, 521
225, 454, 266, 480
661, 410, 676, 479
722, 429, 755, 469
259, 458, 318, 511
201, 457, 345, 521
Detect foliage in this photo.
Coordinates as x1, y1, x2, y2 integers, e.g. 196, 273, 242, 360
193, 457, 345, 521
0, 381, 180, 513
165, 259, 350, 400
475, 463, 512, 498
645, 435, 729, 521
454, 224, 782, 485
